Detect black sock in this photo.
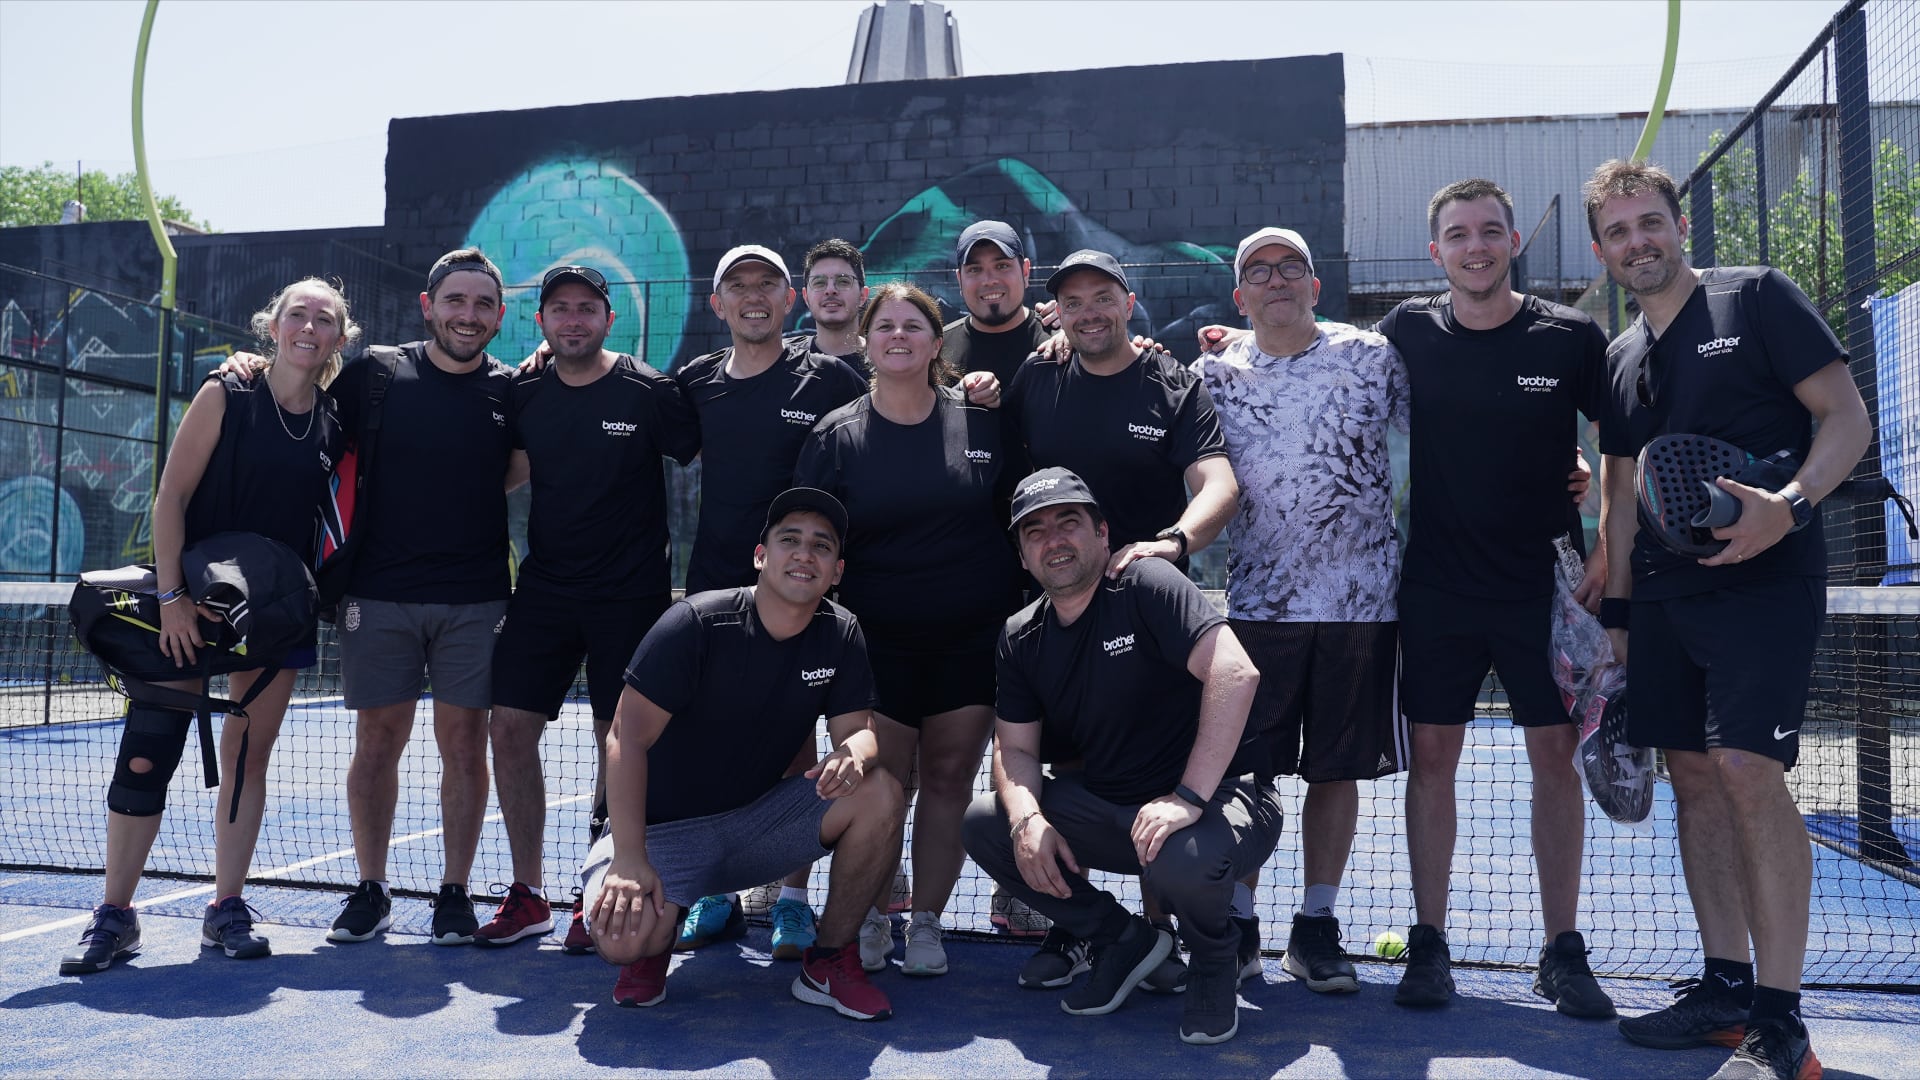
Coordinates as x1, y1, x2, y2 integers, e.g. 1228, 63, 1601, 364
1749, 985, 1803, 1033
1703, 956, 1755, 1007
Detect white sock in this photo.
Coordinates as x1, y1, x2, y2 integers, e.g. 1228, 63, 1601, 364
779, 886, 808, 903
525, 885, 545, 900
1301, 884, 1338, 919
373, 880, 391, 898
1229, 881, 1256, 919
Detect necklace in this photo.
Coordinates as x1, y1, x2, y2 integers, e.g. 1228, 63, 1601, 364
269, 376, 316, 442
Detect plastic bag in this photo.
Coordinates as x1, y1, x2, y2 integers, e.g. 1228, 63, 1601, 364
1549, 534, 1654, 825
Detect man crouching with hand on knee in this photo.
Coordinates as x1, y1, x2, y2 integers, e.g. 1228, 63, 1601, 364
583, 487, 904, 1020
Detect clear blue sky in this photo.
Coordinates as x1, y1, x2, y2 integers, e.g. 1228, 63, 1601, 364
0, 0, 1848, 232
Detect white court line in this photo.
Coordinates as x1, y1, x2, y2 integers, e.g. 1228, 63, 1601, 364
0, 793, 591, 944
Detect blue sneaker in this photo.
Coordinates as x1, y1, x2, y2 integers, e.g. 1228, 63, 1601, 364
201, 895, 271, 959
770, 897, 817, 962
675, 894, 746, 952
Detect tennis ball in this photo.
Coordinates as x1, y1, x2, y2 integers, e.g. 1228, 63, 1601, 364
1374, 930, 1408, 959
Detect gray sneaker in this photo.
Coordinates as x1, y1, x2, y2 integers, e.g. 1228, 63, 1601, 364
901, 911, 949, 976
202, 896, 271, 959
59, 903, 141, 975
858, 908, 893, 972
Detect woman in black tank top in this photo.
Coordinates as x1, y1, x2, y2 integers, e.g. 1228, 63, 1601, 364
65, 279, 356, 974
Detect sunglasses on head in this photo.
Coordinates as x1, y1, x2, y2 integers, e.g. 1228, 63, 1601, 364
542, 265, 608, 290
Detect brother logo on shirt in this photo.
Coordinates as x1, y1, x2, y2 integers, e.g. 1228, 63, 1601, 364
801, 666, 835, 687
1127, 422, 1167, 441
318, 450, 333, 470
1102, 633, 1135, 656
966, 449, 992, 462
781, 408, 818, 426
602, 420, 637, 436
1516, 375, 1561, 392
1697, 336, 1742, 358
492, 411, 507, 427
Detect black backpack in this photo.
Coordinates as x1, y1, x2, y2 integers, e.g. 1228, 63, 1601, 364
70, 531, 318, 820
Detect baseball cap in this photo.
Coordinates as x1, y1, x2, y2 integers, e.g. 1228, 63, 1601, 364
763, 487, 849, 548
1233, 227, 1315, 280
713, 245, 791, 292
1044, 249, 1130, 296
538, 265, 611, 308
1008, 467, 1100, 531
426, 249, 504, 296
955, 220, 1024, 267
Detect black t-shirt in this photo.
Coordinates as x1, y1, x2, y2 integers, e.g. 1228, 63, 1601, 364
1378, 295, 1610, 600
673, 340, 869, 594
793, 386, 1026, 632
331, 342, 514, 603
185, 372, 345, 563
624, 587, 875, 824
508, 355, 701, 599
1600, 267, 1844, 599
942, 311, 1050, 389
997, 558, 1245, 805
1004, 347, 1228, 550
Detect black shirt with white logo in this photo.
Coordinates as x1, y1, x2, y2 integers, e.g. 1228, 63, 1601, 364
794, 387, 1025, 631
624, 587, 875, 824
508, 355, 700, 600
1378, 295, 1610, 600
997, 558, 1244, 805
1005, 347, 1228, 551
1600, 266, 1844, 599
942, 311, 1051, 390
185, 372, 345, 563
331, 342, 514, 603
673, 340, 869, 594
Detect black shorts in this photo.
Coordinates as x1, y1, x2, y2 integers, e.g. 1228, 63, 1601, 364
1398, 580, 1570, 728
865, 620, 998, 729
491, 586, 671, 722
1231, 619, 1405, 782
1626, 578, 1824, 767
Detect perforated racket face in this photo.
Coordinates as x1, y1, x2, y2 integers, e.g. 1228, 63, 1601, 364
1637, 434, 1748, 557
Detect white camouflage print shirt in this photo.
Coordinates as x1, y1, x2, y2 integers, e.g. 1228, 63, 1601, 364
1192, 323, 1409, 622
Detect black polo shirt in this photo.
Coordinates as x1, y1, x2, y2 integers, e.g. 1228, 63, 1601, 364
624, 587, 874, 825
1599, 267, 1845, 599
997, 558, 1247, 806
942, 311, 1050, 390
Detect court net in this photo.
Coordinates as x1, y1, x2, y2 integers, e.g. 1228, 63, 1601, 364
3, 579, 1916, 987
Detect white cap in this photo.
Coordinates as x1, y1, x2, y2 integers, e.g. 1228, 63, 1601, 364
712, 245, 791, 291
1233, 227, 1314, 280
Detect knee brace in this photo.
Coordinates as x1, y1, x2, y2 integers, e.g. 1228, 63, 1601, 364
107, 704, 194, 817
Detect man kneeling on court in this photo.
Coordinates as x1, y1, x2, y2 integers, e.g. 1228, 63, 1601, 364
962, 468, 1282, 1044
582, 488, 905, 1020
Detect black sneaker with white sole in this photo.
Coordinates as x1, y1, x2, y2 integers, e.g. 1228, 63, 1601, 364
59, 903, 141, 975
202, 896, 271, 959
1060, 917, 1172, 1016
1179, 957, 1241, 1045
1283, 913, 1357, 993
1235, 914, 1263, 985
431, 883, 478, 946
1019, 926, 1091, 989
328, 880, 393, 943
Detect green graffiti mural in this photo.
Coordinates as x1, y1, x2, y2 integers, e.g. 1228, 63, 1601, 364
463, 159, 690, 370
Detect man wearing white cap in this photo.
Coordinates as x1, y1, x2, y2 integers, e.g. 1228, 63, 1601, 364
1192, 227, 1409, 999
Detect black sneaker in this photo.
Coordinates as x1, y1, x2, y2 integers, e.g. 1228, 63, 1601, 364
1234, 914, 1263, 985
202, 896, 271, 959
1618, 977, 1749, 1050
59, 903, 141, 975
328, 880, 393, 943
1060, 916, 1172, 1016
1708, 1018, 1820, 1080
1019, 926, 1091, 989
1179, 956, 1241, 1045
1283, 913, 1358, 993
1534, 930, 1615, 1018
1394, 923, 1454, 1007
1137, 922, 1187, 994
431, 883, 478, 946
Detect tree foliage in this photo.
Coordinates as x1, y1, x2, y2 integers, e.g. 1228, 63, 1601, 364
0, 161, 208, 230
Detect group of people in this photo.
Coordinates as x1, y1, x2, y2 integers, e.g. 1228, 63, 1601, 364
59, 158, 1866, 1074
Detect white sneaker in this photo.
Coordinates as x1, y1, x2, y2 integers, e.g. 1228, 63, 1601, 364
902, 912, 949, 977
859, 909, 893, 972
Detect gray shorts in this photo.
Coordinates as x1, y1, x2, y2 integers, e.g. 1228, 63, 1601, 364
337, 596, 508, 710
580, 775, 832, 922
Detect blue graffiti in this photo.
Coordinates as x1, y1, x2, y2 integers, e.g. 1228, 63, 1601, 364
0, 475, 84, 579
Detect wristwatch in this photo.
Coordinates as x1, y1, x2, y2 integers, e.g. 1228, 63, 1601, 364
1781, 489, 1814, 533
1155, 525, 1189, 560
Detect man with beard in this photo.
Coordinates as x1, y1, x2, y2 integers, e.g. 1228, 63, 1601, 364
941, 220, 1051, 390
787, 239, 871, 372
475, 265, 701, 949
1590, 160, 1868, 1080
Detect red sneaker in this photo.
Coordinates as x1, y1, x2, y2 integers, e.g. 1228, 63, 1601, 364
613, 953, 669, 1007
562, 907, 595, 955
474, 883, 554, 947
793, 942, 893, 1021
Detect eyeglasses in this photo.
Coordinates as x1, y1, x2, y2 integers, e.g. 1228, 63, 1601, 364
807, 274, 860, 290
542, 265, 608, 290
1240, 262, 1311, 285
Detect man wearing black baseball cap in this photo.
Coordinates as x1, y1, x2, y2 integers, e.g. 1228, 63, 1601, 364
584, 487, 906, 1022
941, 220, 1051, 390
962, 468, 1279, 1044
478, 263, 701, 949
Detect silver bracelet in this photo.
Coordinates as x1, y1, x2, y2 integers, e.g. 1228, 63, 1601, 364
1010, 810, 1042, 838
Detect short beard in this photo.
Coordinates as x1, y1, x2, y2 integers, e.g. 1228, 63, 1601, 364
430, 320, 493, 363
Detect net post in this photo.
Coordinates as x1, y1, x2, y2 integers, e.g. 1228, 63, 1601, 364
1690, 169, 1715, 269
